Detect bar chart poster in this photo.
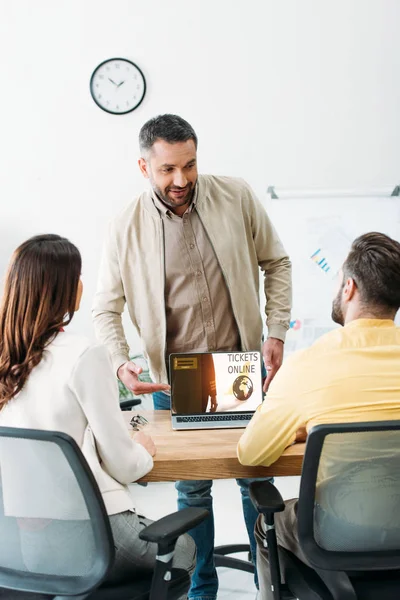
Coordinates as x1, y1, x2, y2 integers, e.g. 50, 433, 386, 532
309, 227, 351, 277
310, 248, 331, 273
267, 194, 400, 353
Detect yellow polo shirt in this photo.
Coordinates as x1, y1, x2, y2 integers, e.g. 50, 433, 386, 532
238, 319, 400, 467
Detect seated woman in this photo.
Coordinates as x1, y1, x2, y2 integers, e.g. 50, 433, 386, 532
0, 233, 195, 588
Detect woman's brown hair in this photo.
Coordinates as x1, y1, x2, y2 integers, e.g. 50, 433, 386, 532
0, 234, 81, 408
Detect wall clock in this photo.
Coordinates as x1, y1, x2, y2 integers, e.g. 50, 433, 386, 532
90, 58, 146, 115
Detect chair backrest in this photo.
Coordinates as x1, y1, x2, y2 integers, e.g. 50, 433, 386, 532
297, 421, 400, 572
0, 426, 114, 596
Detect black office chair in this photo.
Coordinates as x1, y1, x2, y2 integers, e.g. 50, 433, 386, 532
250, 421, 400, 600
0, 426, 208, 600
120, 398, 142, 411
214, 544, 254, 574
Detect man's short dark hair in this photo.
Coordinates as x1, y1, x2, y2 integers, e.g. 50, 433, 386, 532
139, 114, 198, 156
343, 232, 400, 312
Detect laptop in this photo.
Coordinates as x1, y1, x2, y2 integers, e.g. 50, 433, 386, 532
170, 351, 263, 430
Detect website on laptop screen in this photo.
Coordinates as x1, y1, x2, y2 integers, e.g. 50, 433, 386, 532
170, 352, 263, 415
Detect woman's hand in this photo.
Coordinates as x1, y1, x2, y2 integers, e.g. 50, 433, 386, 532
134, 431, 156, 456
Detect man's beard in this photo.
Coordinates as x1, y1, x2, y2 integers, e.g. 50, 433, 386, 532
152, 180, 195, 209
331, 280, 345, 326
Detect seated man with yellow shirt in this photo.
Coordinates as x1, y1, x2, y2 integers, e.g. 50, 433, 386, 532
237, 231, 400, 600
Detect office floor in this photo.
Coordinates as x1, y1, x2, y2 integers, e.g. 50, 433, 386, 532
131, 476, 300, 599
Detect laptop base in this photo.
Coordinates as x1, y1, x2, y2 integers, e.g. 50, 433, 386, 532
172, 413, 252, 430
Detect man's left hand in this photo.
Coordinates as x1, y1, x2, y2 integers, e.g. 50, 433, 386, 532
262, 338, 284, 392
295, 426, 308, 443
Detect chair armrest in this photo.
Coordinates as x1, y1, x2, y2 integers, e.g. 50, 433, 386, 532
145, 508, 208, 600
120, 398, 142, 410
249, 480, 285, 514
140, 507, 208, 546
250, 481, 285, 600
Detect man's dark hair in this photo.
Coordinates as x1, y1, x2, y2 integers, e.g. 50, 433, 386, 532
343, 232, 400, 312
139, 114, 198, 156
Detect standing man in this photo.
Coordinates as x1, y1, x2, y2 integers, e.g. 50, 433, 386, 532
93, 114, 292, 600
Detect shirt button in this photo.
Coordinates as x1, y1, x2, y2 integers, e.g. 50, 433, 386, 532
209, 345, 215, 350
207, 320, 212, 327
203, 297, 208, 302
196, 270, 202, 277
190, 243, 195, 249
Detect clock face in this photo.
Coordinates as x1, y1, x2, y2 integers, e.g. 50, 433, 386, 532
90, 58, 146, 115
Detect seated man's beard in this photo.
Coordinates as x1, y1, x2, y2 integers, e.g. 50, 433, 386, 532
331, 295, 344, 326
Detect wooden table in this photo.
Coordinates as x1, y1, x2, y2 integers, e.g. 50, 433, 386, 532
125, 410, 305, 482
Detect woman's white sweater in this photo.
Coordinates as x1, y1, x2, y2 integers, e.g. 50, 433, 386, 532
0, 331, 153, 515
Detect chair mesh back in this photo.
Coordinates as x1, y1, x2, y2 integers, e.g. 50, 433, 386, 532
0, 435, 98, 578
314, 429, 400, 552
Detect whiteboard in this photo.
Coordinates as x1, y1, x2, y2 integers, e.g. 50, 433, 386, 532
263, 195, 400, 354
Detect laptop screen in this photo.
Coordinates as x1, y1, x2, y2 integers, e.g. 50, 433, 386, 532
170, 351, 263, 415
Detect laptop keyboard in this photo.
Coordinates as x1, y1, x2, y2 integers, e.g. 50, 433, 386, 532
176, 414, 252, 423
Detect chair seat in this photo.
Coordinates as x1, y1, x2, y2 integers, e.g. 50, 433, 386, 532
279, 547, 333, 600
279, 546, 400, 600
0, 568, 189, 600
350, 570, 400, 600
90, 567, 190, 600
0, 589, 48, 599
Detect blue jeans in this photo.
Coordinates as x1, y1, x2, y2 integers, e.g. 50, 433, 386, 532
154, 391, 270, 600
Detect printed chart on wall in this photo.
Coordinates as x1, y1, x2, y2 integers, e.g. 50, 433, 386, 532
264, 193, 400, 356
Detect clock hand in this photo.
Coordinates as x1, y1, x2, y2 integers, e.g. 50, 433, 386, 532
108, 78, 117, 85
117, 80, 126, 88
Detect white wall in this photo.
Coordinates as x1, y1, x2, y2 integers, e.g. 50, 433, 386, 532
1, 0, 399, 352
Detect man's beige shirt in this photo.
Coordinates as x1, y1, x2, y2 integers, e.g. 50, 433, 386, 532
93, 175, 292, 383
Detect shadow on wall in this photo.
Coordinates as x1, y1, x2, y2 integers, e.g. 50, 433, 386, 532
0, 227, 28, 291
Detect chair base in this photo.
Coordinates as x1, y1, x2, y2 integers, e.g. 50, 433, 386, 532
89, 567, 189, 600
214, 544, 255, 574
